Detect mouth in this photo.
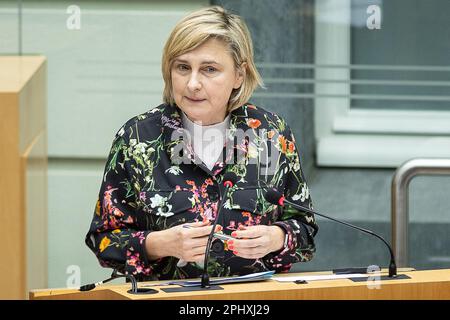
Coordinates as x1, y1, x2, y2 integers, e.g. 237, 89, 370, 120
185, 96, 206, 103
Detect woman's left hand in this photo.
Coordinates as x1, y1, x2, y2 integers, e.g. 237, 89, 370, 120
228, 225, 285, 259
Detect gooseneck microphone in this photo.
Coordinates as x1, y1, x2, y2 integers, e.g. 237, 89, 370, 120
264, 189, 397, 278
201, 172, 238, 288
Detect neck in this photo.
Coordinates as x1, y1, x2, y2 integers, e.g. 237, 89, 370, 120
183, 113, 229, 127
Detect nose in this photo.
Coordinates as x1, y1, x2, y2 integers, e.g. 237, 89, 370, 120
187, 72, 202, 92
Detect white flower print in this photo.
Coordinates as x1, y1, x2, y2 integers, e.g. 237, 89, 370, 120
223, 199, 233, 210
292, 185, 309, 202
135, 142, 147, 154
150, 194, 166, 208
156, 204, 174, 217
165, 166, 183, 175
149, 194, 174, 217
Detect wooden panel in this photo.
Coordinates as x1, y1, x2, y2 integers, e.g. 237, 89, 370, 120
19, 58, 47, 154
0, 92, 23, 299
29, 269, 450, 300
24, 130, 48, 292
0, 56, 47, 299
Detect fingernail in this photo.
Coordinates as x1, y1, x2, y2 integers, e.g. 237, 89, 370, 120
231, 231, 237, 237
227, 240, 234, 245
228, 245, 234, 250
233, 251, 238, 255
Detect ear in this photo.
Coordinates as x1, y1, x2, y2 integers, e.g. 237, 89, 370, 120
233, 62, 247, 89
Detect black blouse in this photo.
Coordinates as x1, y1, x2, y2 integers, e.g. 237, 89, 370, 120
85, 102, 318, 281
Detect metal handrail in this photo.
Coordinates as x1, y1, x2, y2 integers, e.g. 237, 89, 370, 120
391, 158, 450, 267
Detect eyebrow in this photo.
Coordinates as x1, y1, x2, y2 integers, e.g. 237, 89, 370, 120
174, 59, 222, 66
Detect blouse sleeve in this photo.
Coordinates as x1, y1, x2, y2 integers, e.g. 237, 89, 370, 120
85, 129, 160, 278
262, 124, 319, 273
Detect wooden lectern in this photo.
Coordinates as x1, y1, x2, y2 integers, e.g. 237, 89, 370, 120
0, 56, 48, 299
30, 269, 450, 300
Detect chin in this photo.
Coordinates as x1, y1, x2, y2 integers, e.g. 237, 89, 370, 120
179, 107, 203, 121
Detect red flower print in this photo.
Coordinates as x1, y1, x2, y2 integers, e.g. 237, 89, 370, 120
247, 118, 261, 129
278, 135, 287, 154
288, 141, 295, 153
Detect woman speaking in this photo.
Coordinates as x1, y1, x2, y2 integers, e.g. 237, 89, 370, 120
85, 6, 318, 281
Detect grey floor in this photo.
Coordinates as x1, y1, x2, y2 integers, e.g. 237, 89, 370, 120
290, 167, 450, 273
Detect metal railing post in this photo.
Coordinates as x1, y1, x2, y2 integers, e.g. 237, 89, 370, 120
391, 158, 450, 267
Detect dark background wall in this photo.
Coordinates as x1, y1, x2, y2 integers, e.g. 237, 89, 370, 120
212, 0, 450, 273
212, 0, 316, 179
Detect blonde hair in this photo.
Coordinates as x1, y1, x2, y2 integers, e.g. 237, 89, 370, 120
161, 6, 264, 111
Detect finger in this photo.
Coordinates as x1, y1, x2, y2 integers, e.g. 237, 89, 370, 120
184, 220, 210, 228
232, 226, 264, 239
191, 253, 206, 262
180, 244, 207, 261
233, 248, 267, 259
185, 236, 209, 249
189, 245, 208, 256
188, 224, 222, 238
183, 228, 222, 251
229, 238, 262, 250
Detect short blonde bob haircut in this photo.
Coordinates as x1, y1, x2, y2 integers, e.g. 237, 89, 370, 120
161, 6, 264, 111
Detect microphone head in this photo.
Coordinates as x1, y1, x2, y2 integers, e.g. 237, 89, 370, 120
264, 188, 285, 206
79, 283, 96, 291
222, 172, 238, 188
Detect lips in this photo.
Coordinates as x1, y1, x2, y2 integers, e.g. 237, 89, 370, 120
185, 96, 205, 102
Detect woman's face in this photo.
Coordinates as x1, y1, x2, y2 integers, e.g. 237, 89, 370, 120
171, 38, 245, 126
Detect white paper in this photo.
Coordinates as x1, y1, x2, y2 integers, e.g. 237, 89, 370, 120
272, 273, 371, 282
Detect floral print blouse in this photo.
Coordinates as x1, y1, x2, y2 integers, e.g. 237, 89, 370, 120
85, 102, 318, 281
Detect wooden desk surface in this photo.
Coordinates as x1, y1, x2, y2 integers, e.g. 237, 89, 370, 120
30, 268, 450, 300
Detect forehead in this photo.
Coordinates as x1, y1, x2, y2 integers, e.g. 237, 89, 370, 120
175, 38, 234, 65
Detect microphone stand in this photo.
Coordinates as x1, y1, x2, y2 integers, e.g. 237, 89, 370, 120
201, 181, 233, 288
79, 269, 157, 294
282, 198, 397, 277
201, 174, 236, 288
265, 189, 401, 279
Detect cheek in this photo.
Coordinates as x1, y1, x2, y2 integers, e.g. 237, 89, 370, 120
208, 77, 234, 96
171, 74, 184, 93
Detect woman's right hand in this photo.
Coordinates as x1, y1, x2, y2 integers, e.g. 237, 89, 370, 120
145, 220, 220, 262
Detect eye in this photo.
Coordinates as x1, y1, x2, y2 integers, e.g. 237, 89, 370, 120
204, 66, 217, 73
176, 64, 189, 71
